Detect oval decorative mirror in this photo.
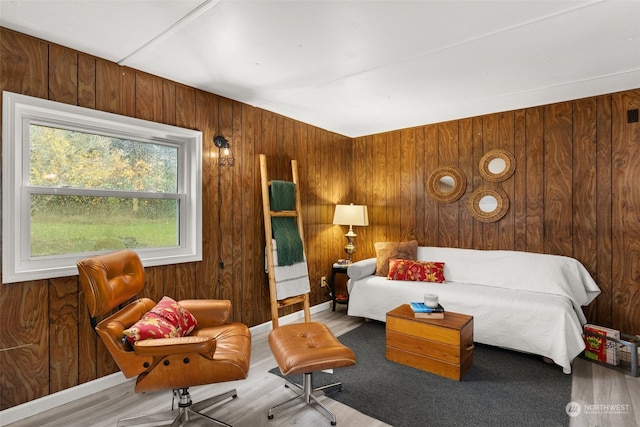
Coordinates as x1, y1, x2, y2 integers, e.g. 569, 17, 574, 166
427, 166, 467, 203
469, 186, 509, 222
479, 149, 516, 182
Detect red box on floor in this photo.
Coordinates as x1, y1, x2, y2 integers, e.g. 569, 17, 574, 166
584, 324, 620, 365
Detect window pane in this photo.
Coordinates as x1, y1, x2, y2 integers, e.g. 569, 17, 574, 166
4, 92, 201, 283
30, 194, 178, 257
29, 124, 178, 192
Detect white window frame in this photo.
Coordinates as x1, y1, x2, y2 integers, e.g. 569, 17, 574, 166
2, 91, 203, 284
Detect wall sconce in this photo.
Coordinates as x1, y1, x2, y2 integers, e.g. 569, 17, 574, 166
213, 135, 235, 166
332, 203, 369, 263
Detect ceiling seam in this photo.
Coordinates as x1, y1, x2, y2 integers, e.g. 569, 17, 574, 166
117, 0, 221, 66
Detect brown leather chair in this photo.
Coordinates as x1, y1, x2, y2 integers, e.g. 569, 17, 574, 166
77, 249, 251, 427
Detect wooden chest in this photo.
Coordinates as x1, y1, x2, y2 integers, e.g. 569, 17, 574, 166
385, 304, 474, 381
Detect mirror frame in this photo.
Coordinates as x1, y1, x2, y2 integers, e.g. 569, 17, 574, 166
427, 166, 467, 203
468, 186, 509, 222
479, 149, 516, 182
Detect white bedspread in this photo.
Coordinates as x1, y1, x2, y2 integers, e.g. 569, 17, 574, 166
417, 247, 600, 323
347, 247, 601, 374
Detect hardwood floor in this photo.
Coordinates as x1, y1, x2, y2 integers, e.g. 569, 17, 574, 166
6, 305, 639, 427
570, 350, 640, 427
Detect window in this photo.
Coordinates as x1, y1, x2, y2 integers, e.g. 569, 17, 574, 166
2, 91, 202, 283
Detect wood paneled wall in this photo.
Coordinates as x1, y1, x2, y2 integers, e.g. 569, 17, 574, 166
0, 28, 350, 410
1, 27, 639, 410
351, 90, 640, 339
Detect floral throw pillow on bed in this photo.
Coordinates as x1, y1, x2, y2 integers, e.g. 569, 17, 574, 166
387, 259, 446, 283
374, 240, 418, 277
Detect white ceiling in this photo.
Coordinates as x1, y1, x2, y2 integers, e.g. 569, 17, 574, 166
1, 0, 639, 137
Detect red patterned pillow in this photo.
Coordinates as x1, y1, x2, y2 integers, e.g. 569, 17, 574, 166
387, 259, 446, 283
150, 296, 198, 336
374, 240, 418, 277
123, 312, 180, 344
122, 296, 198, 344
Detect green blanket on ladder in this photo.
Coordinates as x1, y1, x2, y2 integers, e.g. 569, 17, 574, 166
270, 180, 304, 266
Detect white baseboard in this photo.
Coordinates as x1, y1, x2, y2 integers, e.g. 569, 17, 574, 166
0, 371, 130, 426
0, 301, 330, 426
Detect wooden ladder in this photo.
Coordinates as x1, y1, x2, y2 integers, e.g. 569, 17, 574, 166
260, 154, 311, 328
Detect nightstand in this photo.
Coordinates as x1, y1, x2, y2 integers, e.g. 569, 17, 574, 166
329, 262, 350, 311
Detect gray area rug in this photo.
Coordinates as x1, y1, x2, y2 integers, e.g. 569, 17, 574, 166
269, 321, 571, 427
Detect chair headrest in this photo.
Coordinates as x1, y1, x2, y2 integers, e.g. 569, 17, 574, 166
77, 250, 146, 317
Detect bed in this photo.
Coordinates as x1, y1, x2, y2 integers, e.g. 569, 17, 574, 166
346, 246, 601, 374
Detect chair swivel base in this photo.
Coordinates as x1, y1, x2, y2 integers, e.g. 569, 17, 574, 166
117, 387, 237, 427
267, 372, 342, 426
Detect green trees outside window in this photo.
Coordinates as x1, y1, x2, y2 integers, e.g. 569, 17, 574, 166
29, 125, 180, 256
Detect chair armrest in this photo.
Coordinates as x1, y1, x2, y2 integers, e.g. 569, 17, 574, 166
347, 258, 377, 281
178, 299, 231, 326
133, 336, 216, 358
95, 298, 156, 378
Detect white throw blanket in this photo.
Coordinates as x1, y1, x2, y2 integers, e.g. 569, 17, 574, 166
267, 239, 310, 300
417, 246, 601, 323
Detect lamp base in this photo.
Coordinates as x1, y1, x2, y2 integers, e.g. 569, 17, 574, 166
344, 233, 357, 263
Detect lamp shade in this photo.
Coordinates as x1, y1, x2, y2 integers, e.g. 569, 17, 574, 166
333, 204, 369, 226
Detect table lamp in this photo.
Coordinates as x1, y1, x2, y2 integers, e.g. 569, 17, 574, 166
332, 203, 369, 263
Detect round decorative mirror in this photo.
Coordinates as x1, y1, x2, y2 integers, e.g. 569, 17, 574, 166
469, 186, 509, 222
427, 166, 467, 203
479, 149, 516, 182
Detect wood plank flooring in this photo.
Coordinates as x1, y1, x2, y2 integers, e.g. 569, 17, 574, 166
570, 348, 640, 427
6, 306, 639, 427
